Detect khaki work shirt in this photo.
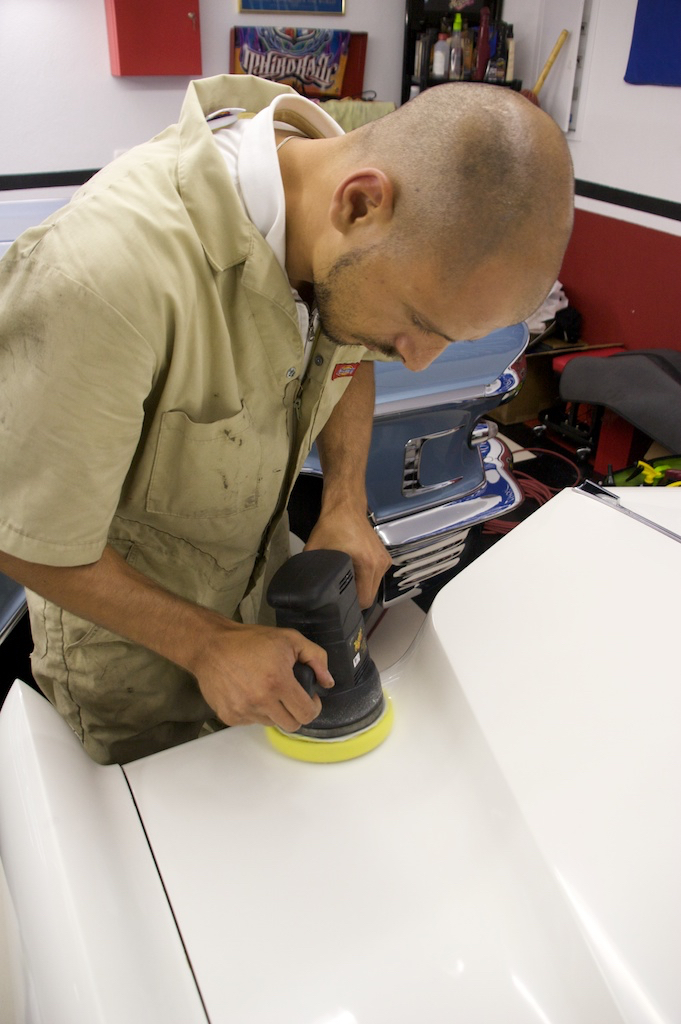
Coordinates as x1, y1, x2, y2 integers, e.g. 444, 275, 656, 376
0, 75, 370, 762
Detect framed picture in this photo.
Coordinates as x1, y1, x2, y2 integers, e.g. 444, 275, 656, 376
231, 27, 363, 97
420, 0, 501, 18
239, 1, 345, 14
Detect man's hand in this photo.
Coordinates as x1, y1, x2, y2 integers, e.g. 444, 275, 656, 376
189, 620, 334, 732
0, 545, 334, 735
305, 510, 392, 609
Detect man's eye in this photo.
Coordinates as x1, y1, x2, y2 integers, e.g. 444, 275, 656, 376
412, 318, 431, 335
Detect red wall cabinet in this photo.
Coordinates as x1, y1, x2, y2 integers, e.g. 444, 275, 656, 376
104, 0, 202, 77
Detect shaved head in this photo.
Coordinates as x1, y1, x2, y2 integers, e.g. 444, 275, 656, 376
280, 82, 575, 368
341, 83, 574, 318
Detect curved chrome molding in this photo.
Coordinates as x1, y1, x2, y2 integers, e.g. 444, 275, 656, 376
402, 425, 464, 497
376, 437, 521, 551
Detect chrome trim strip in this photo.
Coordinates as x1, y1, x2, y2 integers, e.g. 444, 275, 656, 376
402, 425, 464, 497
376, 437, 521, 550
373, 349, 527, 420
373, 369, 524, 419
576, 481, 681, 544
392, 541, 468, 576
470, 419, 499, 446
382, 528, 471, 602
373, 386, 488, 419
395, 558, 463, 588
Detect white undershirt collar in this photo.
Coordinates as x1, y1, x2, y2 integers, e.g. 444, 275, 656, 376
211, 93, 342, 275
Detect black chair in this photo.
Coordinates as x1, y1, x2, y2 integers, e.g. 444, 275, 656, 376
539, 348, 681, 469
559, 349, 681, 457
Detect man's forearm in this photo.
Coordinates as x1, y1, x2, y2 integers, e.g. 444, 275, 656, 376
0, 545, 333, 731
315, 359, 375, 515
0, 545, 221, 679
307, 360, 391, 607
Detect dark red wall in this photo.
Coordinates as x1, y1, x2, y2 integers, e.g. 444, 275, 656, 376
559, 209, 681, 351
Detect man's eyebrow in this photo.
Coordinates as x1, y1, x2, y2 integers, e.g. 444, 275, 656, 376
405, 305, 456, 343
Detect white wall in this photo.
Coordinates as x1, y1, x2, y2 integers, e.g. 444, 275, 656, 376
569, 0, 681, 205
505, 0, 681, 225
0, 0, 404, 176
2, 0, 679, 223
568, 0, 680, 237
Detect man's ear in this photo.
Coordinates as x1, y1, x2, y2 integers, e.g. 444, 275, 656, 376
329, 169, 395, 234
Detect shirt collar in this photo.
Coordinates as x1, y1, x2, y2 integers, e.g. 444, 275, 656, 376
177, 76, 294, 273
237, 93, 343, 274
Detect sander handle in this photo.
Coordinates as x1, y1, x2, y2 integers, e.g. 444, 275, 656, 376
293, 661, 326, 698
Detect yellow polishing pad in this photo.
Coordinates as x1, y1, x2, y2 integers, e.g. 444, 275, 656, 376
265, 695, 394, 764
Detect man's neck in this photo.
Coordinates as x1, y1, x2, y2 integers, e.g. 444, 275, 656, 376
278, 134, 336, 287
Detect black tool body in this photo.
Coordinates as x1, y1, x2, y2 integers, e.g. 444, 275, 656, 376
267, 550, 384, 738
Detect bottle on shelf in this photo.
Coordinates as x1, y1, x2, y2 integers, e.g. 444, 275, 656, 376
472, 6, 490, 82
412, 27, 437, 83
506, 24, 515, 83
432, 32, 451, 80
485, 21, 507, 83
413, 34, 422, 78
461, 20, 474, 81
449, 13, 463, 81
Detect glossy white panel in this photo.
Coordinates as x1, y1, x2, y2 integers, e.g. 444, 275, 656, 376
612, 486, 681, 537
126, 618, 623, 1022
0, 855, 26, 1023
0, 684, 207, 1024
5, 486, 678, 1023
430, 488, 681, 1024
365, 598, 425, 674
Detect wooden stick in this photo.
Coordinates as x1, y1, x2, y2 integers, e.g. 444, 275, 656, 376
532, 29, 569, 96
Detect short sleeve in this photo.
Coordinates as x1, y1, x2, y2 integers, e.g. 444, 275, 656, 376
0, 254, 156, 566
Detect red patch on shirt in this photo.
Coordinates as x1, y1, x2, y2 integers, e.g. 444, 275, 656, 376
332, 362, 360, 380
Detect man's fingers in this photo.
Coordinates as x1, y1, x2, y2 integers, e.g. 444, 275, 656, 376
292, 633, 334, 691
297, 654, 334, 689
303, 511, 392, 609
268, 699, 316, 734
355, 571, 378, 610
351, 538, 393, 608
280, 677, 323, 725
355, 556, 391, 608
194, 624, 334, 730
229, 686, 321, 731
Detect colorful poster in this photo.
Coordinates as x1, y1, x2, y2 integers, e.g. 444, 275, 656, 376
239, 1, 345, 14
232, 27, 351, 98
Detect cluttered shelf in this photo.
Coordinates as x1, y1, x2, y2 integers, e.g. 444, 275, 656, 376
402, 0, 516, 103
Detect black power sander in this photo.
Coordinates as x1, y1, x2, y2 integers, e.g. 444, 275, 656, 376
265, 549, 393, 763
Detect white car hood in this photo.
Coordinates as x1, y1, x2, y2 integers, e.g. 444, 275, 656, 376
2, 487, 679, 1023
120, 487, 681, 1024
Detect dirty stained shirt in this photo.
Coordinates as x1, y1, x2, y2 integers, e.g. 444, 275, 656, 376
0, 74, 370, 625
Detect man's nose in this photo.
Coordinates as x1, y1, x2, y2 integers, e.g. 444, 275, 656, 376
393, 335, 448, 371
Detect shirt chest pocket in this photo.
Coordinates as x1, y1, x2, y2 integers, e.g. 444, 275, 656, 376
146, 406, 263, 519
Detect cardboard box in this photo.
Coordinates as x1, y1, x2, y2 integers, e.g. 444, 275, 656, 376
490, 337, 587, 426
